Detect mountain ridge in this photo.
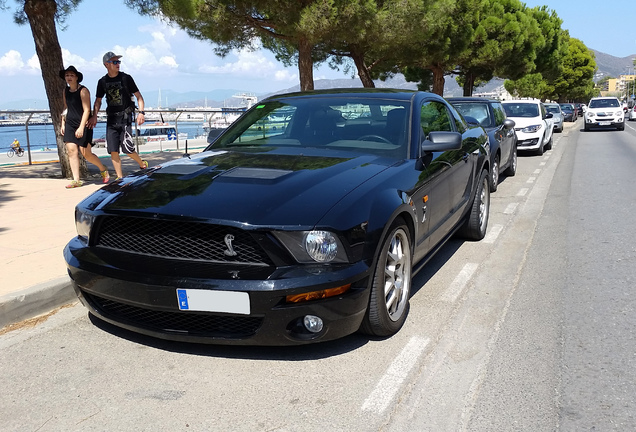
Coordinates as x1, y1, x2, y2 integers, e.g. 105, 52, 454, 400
2, 50, 634, 110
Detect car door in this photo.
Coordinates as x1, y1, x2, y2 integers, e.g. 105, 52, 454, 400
416, 99, 470, 250
491, 101, 514, 167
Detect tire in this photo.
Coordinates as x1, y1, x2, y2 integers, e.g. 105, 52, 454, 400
490, 154, 499, 192
536, 140, 544, 156
17, 148, 24, 157
618, 123, 625, 131
459, 169, 490, 241
545, 134, 553, 150
360, 220, 412, 337
504, 147, 517, 177
7, 149, 14, 158
584, 123, 590, 131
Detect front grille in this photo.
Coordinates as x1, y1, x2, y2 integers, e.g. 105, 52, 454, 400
95, 216, 272, 266
84, 292, 263, 338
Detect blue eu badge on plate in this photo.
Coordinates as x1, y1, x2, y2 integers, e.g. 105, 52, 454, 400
177, 289, 189, 310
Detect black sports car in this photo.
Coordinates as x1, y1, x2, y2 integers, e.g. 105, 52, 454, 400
64, 89, 491, 345
448, 97, 517, 192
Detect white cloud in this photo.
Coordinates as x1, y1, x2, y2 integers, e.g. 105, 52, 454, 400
0, 50, 25, 75
198, 48, 296, 84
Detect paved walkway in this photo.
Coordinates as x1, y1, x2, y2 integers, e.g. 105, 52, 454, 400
0, 148, 202, 329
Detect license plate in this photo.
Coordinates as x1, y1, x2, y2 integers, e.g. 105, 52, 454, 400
599, 121, 611, 126
176, 289, 250, 314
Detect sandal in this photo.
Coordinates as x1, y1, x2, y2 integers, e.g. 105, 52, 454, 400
140, 160, 149, 169
65, 180, 84, 189
100, 170, 110, 184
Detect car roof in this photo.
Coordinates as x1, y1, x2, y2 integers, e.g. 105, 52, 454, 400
264, 88, 420, 102
446, 97, 500, 103
502, 99, 541, 104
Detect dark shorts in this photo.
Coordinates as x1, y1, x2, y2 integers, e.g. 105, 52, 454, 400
106, 113, 136, 154
64, 124, 93, 148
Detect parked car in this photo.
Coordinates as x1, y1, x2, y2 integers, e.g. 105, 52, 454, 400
628, 105, 636, 121
64, 89, 492, 346
574, 103, 584, 117
559, 104, 576, 122
448, 97, 517, 192
502, 99, 554, 155
544, 103, 564, 133
584, 97, 625, 131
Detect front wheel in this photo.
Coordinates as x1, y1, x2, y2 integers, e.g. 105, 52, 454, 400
7, 149, 14, 158
360, 220, 412, 337
459, 169, 490, 241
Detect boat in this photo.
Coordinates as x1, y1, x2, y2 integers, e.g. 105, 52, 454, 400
133, 122, 188, 144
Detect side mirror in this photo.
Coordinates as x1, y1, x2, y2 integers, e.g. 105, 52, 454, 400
421, 131, 462, 153
545, 113, 553, 119
503, 118, 515, 129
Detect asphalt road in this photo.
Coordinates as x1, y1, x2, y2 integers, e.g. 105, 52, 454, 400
1, 119, 636, 431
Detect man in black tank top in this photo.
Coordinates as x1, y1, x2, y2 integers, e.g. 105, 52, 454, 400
59, 65, 110, 188
87, 52, 149, 181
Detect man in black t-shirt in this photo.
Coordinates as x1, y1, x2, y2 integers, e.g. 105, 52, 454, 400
88, 51, 148, 181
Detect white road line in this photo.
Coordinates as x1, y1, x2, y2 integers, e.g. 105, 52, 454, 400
504, 203, 518, 214
361, 336, 430, 413
527, 177, 536, 184
483, 224, 503, 244
440, 263, 479, 303
533, 169, 541, 174
517, 188, 529, 197
540, 162, 546, 166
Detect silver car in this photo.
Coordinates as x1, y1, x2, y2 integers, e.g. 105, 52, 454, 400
544, 103, 564, 133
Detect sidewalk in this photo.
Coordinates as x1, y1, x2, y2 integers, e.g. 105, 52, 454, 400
0, 148, 202, 330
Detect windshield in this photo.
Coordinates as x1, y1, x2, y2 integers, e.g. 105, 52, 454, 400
452, 102, 493, 128
589, 98, 620, 109
208, 96, 411, 158
502, 103, 539, 118
545, 106, 561, 114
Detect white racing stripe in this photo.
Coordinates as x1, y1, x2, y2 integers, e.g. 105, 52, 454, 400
440, 263, 479, 303
361, 336, 430, 413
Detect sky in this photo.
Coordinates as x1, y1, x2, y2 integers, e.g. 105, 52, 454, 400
1, 0, 635, 106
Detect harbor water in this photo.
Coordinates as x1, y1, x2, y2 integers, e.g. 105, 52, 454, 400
0, 122, 210, 152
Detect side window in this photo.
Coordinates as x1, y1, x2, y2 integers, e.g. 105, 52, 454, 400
491, 103, 506, 127
540, 104, 546, 118
420, 101, 453, 138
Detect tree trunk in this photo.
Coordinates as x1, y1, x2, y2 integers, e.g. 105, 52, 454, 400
297, 38, 314, 91
24, 0, 84, 179
351, 51, 375, 88
463, 72, 474, 96
431, 64, 445, 96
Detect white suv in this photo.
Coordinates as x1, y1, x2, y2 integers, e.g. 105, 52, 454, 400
584, 97, 625, 131
502, 99, 554, 156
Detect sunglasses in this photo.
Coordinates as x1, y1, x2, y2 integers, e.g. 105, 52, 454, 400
108, 60, 121, 65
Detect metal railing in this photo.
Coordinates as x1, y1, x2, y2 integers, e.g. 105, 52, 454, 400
0, 107, 246, 165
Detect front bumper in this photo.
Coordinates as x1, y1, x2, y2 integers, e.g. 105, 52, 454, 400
514, 131, 542, 150
64, 239, 372, 345
585, 115, 624, 129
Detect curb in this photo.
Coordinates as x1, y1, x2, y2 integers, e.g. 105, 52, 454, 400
0, 277, 77, 329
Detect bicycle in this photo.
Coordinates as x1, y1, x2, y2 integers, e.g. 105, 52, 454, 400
7, 147, 25, 157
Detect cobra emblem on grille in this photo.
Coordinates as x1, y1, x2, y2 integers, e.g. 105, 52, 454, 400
224, 234, 238, 256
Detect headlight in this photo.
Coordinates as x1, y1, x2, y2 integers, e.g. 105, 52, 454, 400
521, 124, 541, 133
587, 112, 595, 118
75, 208, 95, 241
615, 111, 623, 116
273, 230, 349, 263
305, 231, 339, 262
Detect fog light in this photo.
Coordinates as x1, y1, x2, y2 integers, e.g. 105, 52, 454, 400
303, 315, 324, 333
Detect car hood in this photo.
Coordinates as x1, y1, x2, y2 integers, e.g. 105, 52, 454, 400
85, 148, 396, 229
505, 116, 545, 128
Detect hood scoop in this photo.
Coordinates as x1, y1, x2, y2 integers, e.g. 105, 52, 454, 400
218, 167, 293, 181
